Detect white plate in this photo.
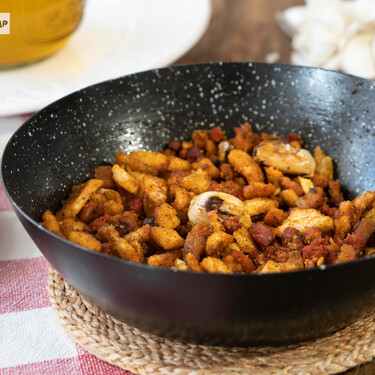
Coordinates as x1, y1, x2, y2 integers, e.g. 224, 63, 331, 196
0, 0, 211, 117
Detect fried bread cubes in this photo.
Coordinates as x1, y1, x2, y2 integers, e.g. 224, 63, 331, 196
42, 123, 375, 274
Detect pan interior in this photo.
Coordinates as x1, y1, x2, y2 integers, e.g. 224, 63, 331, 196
2, 63, 375, 221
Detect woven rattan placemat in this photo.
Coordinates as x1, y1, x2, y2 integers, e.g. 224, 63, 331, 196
47, 266, 375, 375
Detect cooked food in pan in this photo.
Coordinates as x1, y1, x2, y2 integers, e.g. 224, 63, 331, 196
42, 122, 375, 273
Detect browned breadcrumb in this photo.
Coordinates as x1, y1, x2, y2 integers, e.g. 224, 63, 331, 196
43, 123, 375, 274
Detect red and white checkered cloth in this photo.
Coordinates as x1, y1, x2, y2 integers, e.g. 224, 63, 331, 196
0, 115, 134, 375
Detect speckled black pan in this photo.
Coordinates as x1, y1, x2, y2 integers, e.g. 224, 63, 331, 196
2, 63, 375, 346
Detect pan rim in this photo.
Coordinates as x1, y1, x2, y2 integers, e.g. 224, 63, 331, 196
2, 61, 375, 279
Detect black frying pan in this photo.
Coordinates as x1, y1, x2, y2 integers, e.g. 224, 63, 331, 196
1, 63, 375, 346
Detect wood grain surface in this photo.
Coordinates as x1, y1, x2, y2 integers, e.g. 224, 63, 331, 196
175, 0, 303, 65
176, 1, 375, 374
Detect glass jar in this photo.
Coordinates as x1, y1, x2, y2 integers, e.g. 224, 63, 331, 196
0, 0, 85, 68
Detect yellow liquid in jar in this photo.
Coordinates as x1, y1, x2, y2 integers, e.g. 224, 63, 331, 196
0, 0, 85, 67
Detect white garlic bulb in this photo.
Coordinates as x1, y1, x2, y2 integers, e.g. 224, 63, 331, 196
277, 0, 375, 79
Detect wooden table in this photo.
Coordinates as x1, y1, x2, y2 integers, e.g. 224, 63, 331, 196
176, 1, 374, 374
176, 0, 303, 65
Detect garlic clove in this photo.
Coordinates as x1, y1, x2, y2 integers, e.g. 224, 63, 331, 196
338, 21, 375, 52
253, 140, 316, 177
303, 0, 346, 39
340, 30, 375, 79
342, 0, 375, 26
291, 51, 313, 67
292, 24, 339, 66
276, 6, 307, 38
265, 52, 281, 64
321, 53, 341, 71
188, 191, 245, 226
